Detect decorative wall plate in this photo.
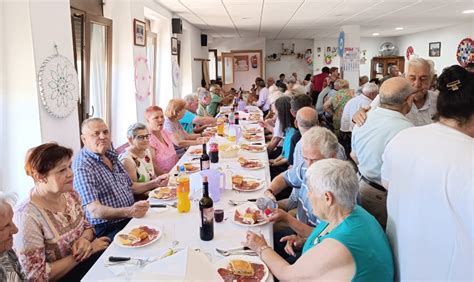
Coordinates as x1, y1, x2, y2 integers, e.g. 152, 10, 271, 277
456, 37, 473, 67
338, 32, 345, 57
38, 51, 79, 118
406, 46, 414, 60
172, 60, 180, 87
134, 55, 151, 101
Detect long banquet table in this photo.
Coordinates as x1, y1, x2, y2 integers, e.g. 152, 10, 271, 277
83, 111, 274, 281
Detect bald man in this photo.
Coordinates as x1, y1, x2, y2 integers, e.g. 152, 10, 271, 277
351, 77, 414, 229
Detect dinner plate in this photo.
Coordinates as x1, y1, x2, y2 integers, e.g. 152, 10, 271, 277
240, 144, 266, 153
149, 187, 177, 202
214, 255, 269, 282
239, 160, 265, 170
242, 134, 263, 142
231, 204, 269, 227
188, 148, 203, 156
114, 225, 162, 248
232, 177, 264, 192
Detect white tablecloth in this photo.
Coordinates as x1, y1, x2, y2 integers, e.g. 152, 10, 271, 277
83, 114, 274, 281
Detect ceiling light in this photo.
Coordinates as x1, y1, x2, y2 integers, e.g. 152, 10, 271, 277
395, 27, 404, 30
462, 10, 474, 14
372, 33, 380, 36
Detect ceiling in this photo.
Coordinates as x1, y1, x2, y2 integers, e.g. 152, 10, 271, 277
154, 0, 474, 39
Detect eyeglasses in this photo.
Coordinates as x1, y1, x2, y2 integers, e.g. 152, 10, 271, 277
135, 134, 151, 141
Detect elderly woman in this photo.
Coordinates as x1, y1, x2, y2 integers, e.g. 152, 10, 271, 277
255, 79, 270, 116
14, 143, 110, 281
381, 65, 474, 280
324, 79, 354, 135
119, 123, 169, 196
144, 105, 178, 174
164, 99, 209, 157
0, 192, 26, 281
197, 88, 212, 117
245, 159, 394, 281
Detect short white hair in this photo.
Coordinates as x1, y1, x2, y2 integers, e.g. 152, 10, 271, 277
407, 57, 435, 77
0, 191, 17, 209
362, 82, 378, 96
301, 127, 338, 158
306, 159, 358, 209
183, 94, 197, 104
197, 89, 210, 101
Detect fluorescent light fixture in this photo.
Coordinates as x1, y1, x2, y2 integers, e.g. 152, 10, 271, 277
462, 10, 474, 14
395, 27, 404, 30
372, 33, 380, 36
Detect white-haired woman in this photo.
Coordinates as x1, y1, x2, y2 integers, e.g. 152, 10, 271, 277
0, 192, 26, 281
245, 159, 394, 281
197, 89, 212, 117
120, 123, 169, 197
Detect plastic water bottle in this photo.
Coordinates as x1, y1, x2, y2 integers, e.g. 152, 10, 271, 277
256, 197, 277, 211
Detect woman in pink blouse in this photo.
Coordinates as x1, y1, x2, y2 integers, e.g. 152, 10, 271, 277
145, 106, 179, 174
14, 143, 110, 281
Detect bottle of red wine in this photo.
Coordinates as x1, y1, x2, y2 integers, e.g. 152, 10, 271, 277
200, 143, 210, 170
199, 176, 214, 241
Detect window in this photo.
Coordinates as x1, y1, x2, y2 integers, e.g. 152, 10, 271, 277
146, 19, 157, 105
71, 9, 112, 127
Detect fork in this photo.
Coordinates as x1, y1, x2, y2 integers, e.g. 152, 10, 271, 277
228, 199, 257, 206
215, 247, 257, 256
108, 256, 159, 268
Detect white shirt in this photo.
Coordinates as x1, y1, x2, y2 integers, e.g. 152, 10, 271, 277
370, 90, 438, 126
273, 118, 283, 138
381, 123, 473, 281
352, 107, 413, 184
340, 94, 373, 132
257, 87, 270, 111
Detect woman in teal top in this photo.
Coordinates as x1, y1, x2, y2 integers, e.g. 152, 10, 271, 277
244, 159, 394, 281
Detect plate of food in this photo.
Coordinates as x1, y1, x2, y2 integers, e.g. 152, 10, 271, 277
242, 126, 263, 134
232, 204, 269, 227
204, 127, 217, 134
242, 134, 263, 142
149, 186, 177, 201
232, 175, 264, 192
248, 113, 262, 121
216, 256, 268, 282
238, 157, 265, 170
189, 148, 203, 156
114, 225, 161, 248
240, 144, 266, 153
183, 162, 200, 173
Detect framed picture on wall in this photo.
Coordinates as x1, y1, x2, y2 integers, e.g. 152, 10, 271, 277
171, 37, 178, 55
234, 55, 249, 71
134, 19, 146, 46
429, 42, 441, 57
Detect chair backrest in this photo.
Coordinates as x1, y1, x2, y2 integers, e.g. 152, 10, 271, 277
115, 143, 129, 155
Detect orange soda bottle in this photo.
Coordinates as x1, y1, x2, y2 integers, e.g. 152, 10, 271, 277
177, 165, 191, 213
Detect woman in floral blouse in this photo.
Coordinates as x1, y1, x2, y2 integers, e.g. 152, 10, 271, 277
14, 143, 110, 281
323, 79, 354, 136
119, 123, 169, 197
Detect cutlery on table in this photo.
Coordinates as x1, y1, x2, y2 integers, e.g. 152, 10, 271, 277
150, 202, 177, 208
108, 256, 158, 268
228, 199, 257, 206
215, 247, 257, 256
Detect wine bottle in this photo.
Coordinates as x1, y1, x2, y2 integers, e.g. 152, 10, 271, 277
200, 143, 210, 170
199, 176, 214, 241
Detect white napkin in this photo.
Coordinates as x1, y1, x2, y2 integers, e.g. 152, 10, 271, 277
104, 258, 140, 277
141, 247, 221, 281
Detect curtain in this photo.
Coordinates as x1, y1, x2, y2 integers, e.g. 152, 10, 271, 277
89, 23, 106, 119
202, 61, 210, 88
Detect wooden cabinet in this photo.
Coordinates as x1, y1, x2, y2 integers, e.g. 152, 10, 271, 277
370, 56, 405, 80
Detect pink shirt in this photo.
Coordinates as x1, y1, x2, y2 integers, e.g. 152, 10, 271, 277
149, 130, 178, 173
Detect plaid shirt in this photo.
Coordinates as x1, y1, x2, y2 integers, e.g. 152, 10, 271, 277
73, 148, 134, 226
283, 162, 320, 227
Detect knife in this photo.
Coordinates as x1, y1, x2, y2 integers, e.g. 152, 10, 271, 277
150, 204, 167, 208
109, 256, 131, 262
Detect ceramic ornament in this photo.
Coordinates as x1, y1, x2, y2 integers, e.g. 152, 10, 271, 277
135, 55, 151, 101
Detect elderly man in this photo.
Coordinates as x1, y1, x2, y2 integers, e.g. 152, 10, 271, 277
73, 118, 150, 239
380, 65, 400, 85
354, 58, 437, 127
180, 94, 216, 134
206, 84, 234, 116
0, 192, 26, 281
311, 67, 330, 106
351, 77, 414, 229
355, 75, 369, 95
196, 88, 212, 117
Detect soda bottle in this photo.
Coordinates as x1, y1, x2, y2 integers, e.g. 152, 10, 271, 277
177, 166, 191, 213
199, 176, 214, 241
209, 137, 219, 163
234, 111, 240, 125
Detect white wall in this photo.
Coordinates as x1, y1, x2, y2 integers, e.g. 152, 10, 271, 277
266, 39, 313, 82
313, 38, 341, 74
395, 22, 474, 74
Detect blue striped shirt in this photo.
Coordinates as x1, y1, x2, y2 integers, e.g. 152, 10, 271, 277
73, 148, 134, 226
283, 162, 319, 227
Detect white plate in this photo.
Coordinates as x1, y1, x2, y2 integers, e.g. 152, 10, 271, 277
240, 160, 265, 170
114, 225, 162, 248
232, 177, 264, 192
214, 255, 269, 282
188, 149, 203, 156
148, 187, 177, 202
240, 144, 266, 153
231, 204, 269, 227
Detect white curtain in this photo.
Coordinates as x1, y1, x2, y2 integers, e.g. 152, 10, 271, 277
89, 23, 106, 119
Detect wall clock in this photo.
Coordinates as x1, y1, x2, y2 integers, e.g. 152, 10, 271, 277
38, 46, 79, 118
